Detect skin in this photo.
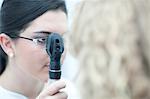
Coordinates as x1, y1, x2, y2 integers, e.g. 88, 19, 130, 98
0, 10, 68, 99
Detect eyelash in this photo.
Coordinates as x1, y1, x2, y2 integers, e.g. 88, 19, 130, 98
37, 38, 46, 42
33, 37, 47, 45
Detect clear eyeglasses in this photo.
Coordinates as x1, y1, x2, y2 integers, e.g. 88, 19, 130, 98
10, 35, 47, 48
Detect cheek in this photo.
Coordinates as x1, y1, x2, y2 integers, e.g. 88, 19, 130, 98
14, 42, 48, 79
16, 44, 44, 64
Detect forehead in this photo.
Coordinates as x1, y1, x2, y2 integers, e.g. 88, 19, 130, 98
21, 10, 68, 36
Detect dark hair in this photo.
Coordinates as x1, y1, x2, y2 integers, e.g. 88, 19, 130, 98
0, 0, 67, 75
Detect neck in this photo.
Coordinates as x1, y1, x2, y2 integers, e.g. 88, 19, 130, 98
0, 64, 44, 98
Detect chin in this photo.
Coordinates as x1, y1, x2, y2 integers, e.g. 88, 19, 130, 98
38, 73, 49, 83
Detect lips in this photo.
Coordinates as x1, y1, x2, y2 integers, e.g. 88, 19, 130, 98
46, 63, 50, 66
43, 64, 50, 70
45, 63, 50, 69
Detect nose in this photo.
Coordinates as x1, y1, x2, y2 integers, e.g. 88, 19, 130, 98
46, 52, 50, 59
42, 46, 50, 59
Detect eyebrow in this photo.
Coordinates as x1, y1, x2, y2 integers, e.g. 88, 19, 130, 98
33, 31, 67, 36
34, 31, 52, 35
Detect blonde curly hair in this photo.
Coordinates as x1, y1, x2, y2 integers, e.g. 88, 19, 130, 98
69, 0, 150, 99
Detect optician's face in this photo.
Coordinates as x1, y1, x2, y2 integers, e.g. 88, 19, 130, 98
13, 10, 68, 82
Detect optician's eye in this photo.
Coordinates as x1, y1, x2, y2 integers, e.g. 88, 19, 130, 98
37, 38, 46, 44
34, 38, 47, 46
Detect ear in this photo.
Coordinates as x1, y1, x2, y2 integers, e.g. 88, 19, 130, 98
0, 33, 14, 57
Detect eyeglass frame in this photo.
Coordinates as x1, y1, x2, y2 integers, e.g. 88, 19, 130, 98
9, 35, 48, 48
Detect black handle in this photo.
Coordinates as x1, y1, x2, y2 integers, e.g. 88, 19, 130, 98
46, 33, 64, 80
